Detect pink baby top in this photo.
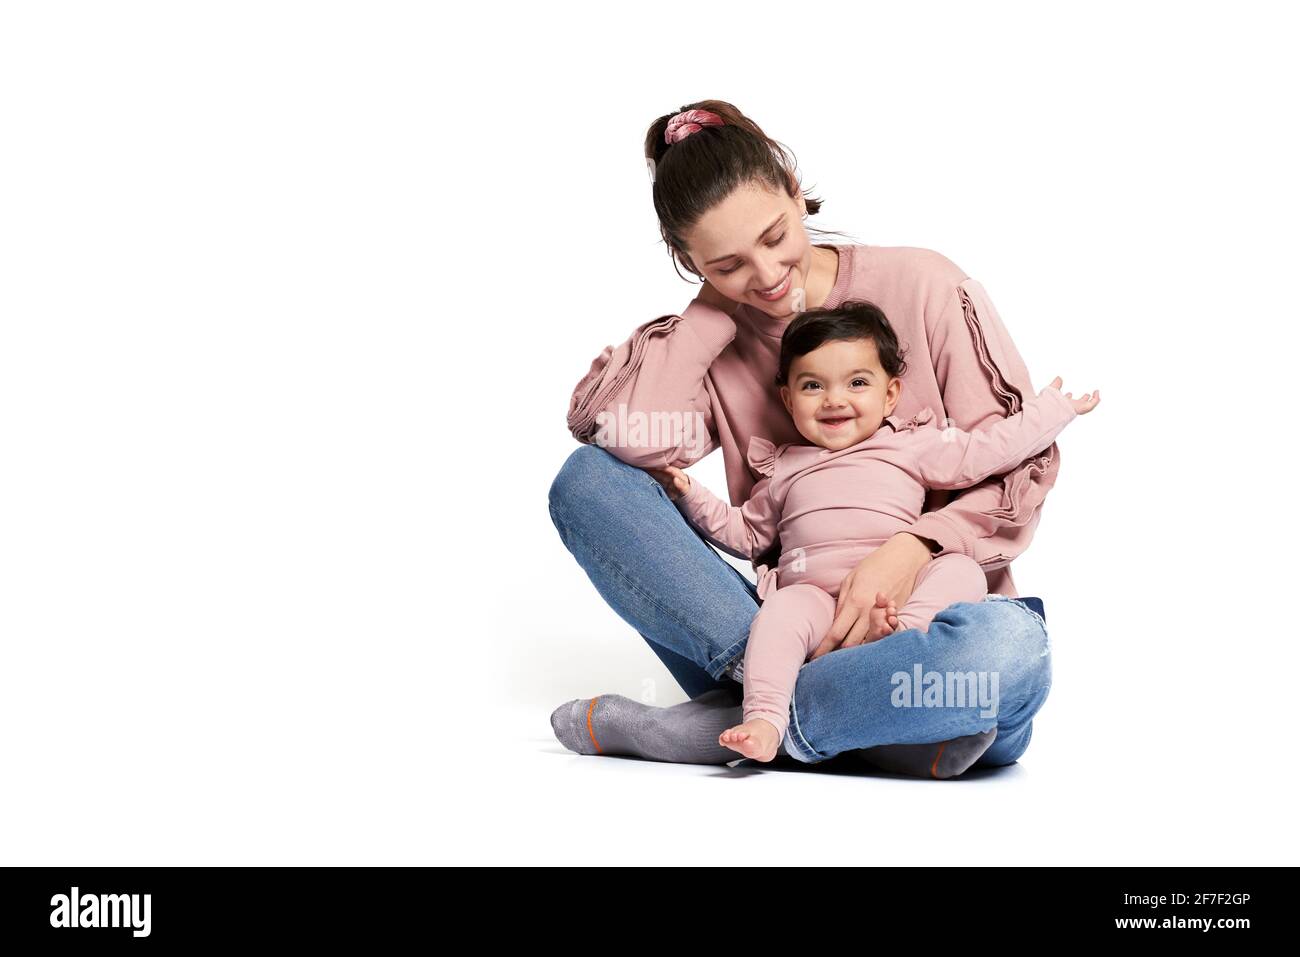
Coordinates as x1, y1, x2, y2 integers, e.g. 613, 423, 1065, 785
566, 242, 1063, 598
670, 386, 1078, 600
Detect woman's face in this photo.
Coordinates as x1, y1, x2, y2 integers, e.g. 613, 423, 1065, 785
682, 181, 813, 319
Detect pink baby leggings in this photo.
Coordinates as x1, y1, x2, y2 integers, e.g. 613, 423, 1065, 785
740, 553, 988, 737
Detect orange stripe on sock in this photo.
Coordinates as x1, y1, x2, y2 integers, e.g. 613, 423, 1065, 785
585, 697, 603, 754
930, 742, 947, 778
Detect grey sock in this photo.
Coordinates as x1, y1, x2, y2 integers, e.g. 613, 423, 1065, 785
858, 728, 998, 779
550, 684, 777, 765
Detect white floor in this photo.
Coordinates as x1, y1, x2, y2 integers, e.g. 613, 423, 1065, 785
478, 606, 1300, 866
3, 594, 1292, 866
489, 705, 1293, 867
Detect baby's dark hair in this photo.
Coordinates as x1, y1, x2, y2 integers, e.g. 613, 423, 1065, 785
775, 299, 909, 387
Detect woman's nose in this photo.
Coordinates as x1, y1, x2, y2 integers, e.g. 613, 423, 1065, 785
755, 258, 788, 289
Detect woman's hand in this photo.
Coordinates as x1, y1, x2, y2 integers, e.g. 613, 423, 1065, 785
646, 465, 691, 501
810, 533, 934, 660
696, 279, 742, 317
1047, 376, 1101, 415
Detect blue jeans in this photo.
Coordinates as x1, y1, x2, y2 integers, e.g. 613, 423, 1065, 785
547, 444, 1052, 767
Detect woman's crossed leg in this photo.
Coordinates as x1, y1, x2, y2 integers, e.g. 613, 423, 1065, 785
546, 444, 1051, 776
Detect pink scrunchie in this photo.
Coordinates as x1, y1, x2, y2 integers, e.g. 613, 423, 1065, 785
664, 108, 725, 145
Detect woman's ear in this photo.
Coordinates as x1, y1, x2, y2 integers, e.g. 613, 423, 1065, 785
670, 237, 700, 278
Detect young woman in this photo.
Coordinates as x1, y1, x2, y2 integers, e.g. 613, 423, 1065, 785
547, 100, 1057, 777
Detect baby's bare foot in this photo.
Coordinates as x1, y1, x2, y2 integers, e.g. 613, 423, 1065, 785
719, 718, 783, 762
864, 591, 899, 642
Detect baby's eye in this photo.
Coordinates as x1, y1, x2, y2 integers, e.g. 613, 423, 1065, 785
801, 382, 821, 392
851, 378, 869, 388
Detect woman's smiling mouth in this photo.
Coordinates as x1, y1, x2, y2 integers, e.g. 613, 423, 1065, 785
755, 268, 792, 301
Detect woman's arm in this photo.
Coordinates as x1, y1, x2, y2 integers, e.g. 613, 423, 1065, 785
813, 271, 1063, 658
811, 532, 933, 659
566, 285, 739, 470
905, 277, 1063, 566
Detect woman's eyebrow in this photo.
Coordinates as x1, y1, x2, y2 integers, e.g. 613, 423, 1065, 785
704, 214, 787, 265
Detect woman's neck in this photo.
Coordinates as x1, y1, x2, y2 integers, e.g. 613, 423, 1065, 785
804, 244, 841, 311
736, 244, 847, 339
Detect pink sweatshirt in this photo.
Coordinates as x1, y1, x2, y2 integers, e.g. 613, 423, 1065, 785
566, 243, 1062, 598
670, 387, 1078, 601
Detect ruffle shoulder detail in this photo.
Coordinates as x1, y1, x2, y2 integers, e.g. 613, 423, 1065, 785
746, 435, 778, 478
887, 407, 937, 432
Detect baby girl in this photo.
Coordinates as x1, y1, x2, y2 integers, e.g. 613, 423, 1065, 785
648, 298, 1100, 763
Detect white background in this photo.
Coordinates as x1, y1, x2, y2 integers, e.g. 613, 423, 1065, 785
2, 1, 1297, 865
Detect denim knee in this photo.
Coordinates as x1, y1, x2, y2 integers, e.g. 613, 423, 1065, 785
548, 443, 627, 518
549, 444, 593, 513
979, 596, 1052, 701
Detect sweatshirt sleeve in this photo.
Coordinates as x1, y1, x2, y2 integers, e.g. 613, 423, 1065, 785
671, 472, 780, 561
565, 297, 738, 469
904, 278, 1065, 564
909, 386, 1077, 490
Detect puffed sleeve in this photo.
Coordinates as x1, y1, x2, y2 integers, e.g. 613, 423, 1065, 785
890, 407, 937, 432
905, 277, 1063, 566
745, 435, 778, 478
566, 297, 737, 469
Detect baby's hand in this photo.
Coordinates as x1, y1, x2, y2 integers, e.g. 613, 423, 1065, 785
1046, 376, 1100, 415
645, 465, 692, 501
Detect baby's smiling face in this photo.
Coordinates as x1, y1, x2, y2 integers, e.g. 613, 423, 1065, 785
779, 337, 902, 451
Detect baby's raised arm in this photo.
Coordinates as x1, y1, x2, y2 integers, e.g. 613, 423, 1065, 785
911, 377, 1099, 491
